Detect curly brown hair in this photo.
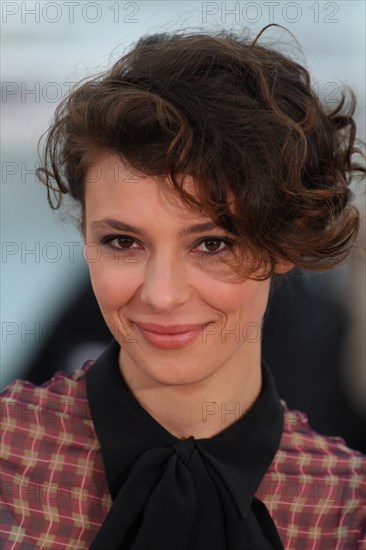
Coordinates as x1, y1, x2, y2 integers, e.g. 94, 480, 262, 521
36, 25, 365, 281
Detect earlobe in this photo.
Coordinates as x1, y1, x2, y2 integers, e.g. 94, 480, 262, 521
274, 259, 295, 274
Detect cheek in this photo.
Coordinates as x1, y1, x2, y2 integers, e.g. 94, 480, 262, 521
208, 280, 270, 320
88, 263, 138, 310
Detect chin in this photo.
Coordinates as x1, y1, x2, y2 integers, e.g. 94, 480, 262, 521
123, 348, 218, 388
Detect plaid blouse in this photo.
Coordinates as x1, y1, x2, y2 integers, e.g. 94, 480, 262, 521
1, 360, 365, 549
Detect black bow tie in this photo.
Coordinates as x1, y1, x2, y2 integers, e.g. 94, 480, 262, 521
86, 338, 285, 549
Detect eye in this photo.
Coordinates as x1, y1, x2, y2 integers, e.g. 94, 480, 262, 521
99, 235, 236, 257
100, 235, 140, 251
193, 237, 235, 256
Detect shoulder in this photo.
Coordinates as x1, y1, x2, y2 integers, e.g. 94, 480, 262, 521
1, 360, 94, 424
0, 360, 111, 549
278, 399, 365, 479
0, 359, 97, 460
258, 400, 366, 549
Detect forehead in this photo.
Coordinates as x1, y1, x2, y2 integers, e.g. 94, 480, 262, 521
85, 151, 236, 216
84, 152, 206, 219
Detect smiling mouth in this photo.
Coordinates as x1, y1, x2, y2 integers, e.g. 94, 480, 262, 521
134, 322, 210, 349
133, 321, 210, 335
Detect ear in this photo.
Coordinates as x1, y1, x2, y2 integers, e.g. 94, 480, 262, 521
274, 259, 295, 274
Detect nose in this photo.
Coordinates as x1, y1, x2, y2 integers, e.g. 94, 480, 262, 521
139, 249, 192, 312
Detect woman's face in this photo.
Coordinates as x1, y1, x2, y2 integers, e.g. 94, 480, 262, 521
84, 152, 291, 386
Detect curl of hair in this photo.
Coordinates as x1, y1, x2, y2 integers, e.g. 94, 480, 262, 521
36, 26, 365, 281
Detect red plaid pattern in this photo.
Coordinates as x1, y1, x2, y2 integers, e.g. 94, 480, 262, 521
1, 361, 365, 549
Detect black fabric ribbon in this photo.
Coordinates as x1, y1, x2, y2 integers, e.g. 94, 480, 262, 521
86, 338, 285, 550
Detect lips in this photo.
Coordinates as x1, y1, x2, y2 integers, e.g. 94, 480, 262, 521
133, 321, 210, 349
133, 321, 209, 335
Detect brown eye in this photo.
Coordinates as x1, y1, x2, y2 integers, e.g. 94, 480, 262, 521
202, 239, 224, 253
116, 237, 134, 249
194, 237, 235, 256
100, 235, 141, 251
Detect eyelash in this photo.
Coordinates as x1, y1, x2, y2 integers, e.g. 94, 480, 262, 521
99, 235, 236, 256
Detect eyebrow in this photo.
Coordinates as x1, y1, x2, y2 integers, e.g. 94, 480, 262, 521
90, 218, 221, 237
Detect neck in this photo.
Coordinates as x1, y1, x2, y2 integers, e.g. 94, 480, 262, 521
118, 341, 263, 440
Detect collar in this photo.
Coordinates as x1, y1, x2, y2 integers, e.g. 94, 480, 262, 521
86, 337, 284, 519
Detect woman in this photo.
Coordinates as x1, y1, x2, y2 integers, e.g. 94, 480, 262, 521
1, 26, 365, 549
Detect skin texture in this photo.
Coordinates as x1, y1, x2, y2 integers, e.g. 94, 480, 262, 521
84, 152, 293, 439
